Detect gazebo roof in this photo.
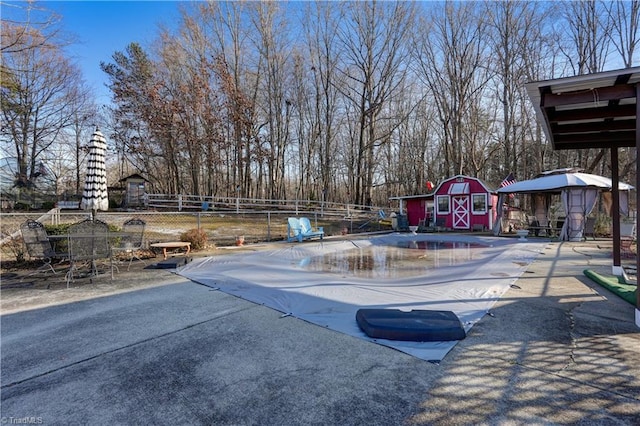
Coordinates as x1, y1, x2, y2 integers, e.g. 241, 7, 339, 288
496, 171, 633, 194
525, 66, 640, 150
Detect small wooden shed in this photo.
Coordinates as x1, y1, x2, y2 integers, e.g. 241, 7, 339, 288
118, 173, 148, 207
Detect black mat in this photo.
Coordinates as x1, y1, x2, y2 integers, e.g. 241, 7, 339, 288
154, 257, 192, 269
356, 309, 466, 342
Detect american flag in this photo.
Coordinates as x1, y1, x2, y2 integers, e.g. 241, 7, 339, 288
500, 173, 517, 198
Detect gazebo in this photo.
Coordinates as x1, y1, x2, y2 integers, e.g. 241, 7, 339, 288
525, 66, 640, 327
494, 168, 633, 241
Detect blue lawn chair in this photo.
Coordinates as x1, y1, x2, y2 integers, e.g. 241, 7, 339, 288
287, 217, 324, 242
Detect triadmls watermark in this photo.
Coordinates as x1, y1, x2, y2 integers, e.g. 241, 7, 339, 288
1, 417, 44, 424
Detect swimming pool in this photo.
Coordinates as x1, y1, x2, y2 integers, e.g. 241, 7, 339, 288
178, 233, 546, 361
300, 239, 490, 279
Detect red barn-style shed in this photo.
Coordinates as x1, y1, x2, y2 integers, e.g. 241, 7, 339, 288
388, 193, 435, 228
433, 175, 497, 231
389, 175, 497, 231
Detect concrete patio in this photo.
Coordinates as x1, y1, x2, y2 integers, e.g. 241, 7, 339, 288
1, 238, 639, 425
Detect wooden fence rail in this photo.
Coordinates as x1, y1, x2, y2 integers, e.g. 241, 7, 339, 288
144, 194, 382, 217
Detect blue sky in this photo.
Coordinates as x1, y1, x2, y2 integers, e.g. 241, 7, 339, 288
46, 1, 182, 105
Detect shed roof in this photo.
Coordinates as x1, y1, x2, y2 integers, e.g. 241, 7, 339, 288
389, 193, 434, 201
118, 173, 149, 183
389, 175, 495, 201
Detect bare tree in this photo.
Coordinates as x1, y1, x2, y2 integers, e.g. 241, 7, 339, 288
412, 1, 490, 178
91, 0, 636, 205
602, 0, 640, 188
558, 1, 618, 176
290, 50, 317, 201
249, 1, 294, 200
384, 89, 436, 198
560, 0, 612, 75
1, 21, 85, 195
485, 1, 553, 181
198, 0, 261, 198
103, 3, 264, 198
336, 0, 415, 205
302, 1, 344, 201
605, 0, 640, 68
1, 0, 62, 55
154, 24, 226, 197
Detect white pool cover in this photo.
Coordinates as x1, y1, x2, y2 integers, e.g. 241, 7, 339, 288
178, 233, 546, 362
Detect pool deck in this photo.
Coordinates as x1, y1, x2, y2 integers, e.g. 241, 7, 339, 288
1, 237, 639, 424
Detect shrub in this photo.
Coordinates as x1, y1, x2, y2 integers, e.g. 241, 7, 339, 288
45, 224, 72, 253
45, 224, 71, 235
594, 214, 611, 237
180, 228, 208, 250
41, 201, 56, 210
2, 234, 25, 263
14, 202, 30, 211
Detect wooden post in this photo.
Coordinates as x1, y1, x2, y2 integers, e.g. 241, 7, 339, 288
611, 147, 621, 274
636, 84, 640, 325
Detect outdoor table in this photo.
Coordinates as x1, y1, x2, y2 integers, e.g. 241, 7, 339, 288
150, 242, 191, 260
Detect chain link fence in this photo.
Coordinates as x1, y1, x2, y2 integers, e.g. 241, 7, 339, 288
1, 208, 391, 262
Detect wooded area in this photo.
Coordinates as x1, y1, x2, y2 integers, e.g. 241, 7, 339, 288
1, 1, 639, 208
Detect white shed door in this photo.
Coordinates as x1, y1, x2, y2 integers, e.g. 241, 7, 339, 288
452, 196, 470, 229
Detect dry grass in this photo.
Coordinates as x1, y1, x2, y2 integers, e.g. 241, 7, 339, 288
1, 211, 389, 267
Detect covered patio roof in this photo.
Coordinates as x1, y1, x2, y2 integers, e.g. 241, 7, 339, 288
525, 66, 640, 324
526, 67, 640, 150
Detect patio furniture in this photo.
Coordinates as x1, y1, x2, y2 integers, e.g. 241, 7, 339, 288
526, 216, 542, 236
358, 210, 389, 231
150, 241, 191, 260
620, 221, 636, 258
584, 217, 596, 240
378, 210, 392, 227
19, 219, 66, 282
286, 217, 302, 242
287, 217, 324, 242
66, 218, 113, 287
299, 217, 324, 240
111, 218, 146, 270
